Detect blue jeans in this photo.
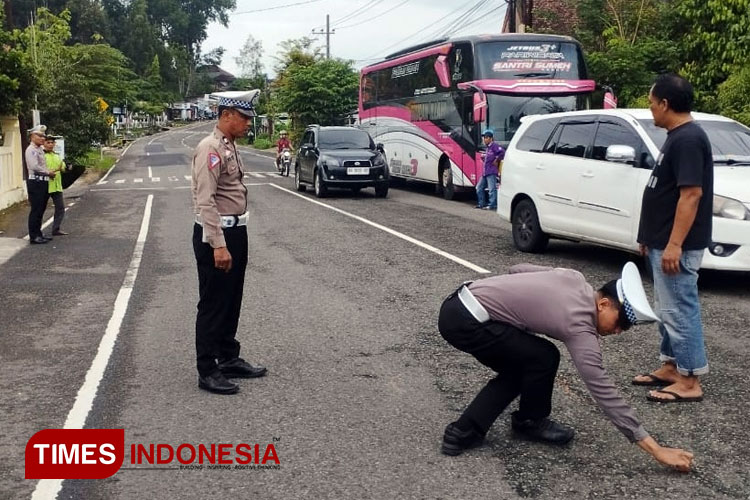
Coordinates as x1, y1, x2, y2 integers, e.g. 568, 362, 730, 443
476, 175, 497, 208
648, 248, 708, 376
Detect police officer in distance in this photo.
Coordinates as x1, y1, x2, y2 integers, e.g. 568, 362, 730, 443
25, 125, 57, 244
192, 90, 267, 395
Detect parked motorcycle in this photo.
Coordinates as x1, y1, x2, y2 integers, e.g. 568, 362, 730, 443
278, 148, 292, 176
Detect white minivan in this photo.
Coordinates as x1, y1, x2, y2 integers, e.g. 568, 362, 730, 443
497, 109, 750, 271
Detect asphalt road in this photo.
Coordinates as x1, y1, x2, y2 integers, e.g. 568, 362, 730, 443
1, 123, 748, 500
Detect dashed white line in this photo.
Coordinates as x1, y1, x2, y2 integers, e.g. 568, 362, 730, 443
148, 167, 153, 178
134, 178, 143, 183
115, 179, 125, 184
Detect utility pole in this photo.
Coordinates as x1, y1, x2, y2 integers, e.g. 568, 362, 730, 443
311, 14, 335, 59
508, 0, 517, 33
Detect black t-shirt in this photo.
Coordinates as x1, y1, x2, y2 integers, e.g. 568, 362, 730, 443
637, 121, 713, 250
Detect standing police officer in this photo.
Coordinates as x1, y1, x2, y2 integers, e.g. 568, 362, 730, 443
25, 125, 57, 244
192, 90, 267, 395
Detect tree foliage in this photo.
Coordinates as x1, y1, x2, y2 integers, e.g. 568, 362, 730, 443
0, 2, 36, 115
274, 57, 358, 139
235, 33, 264, 79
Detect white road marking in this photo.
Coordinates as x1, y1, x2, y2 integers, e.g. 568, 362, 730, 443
134, 178, 143, 183
152, 177, 160, 182
268, 184, 491, 274
249, 172, 264, 178
99, 180, 108, 185
31, 195, 154, 500
184, 175, 192, 181
148, 167, 153, 178
115, 179, 125, 184
169, 176, 178, 182
99, 139, 136, 184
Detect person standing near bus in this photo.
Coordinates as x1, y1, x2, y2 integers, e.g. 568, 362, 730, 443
475, 129, 504, 210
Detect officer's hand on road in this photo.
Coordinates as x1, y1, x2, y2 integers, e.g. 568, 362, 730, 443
653, 446, 694, 472
213, 247, 232, 273
661, 242, 682, 275
639, 243, 648, 256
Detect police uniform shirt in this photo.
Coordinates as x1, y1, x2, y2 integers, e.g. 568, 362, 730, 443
468, 264, 648, 443
191, 125, 248, 248
25, 143, 51, 177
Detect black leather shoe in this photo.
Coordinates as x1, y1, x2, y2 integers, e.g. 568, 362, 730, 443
441, 421, 485, 456
218, 358, 267, 378
511, 412, 574, 445
198, 371, 239, 394
30, 236, 48, 244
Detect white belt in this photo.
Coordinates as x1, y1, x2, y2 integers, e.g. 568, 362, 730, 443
195, 212, 249, 228
458, 286, 490, 323
29, 174, 50, 181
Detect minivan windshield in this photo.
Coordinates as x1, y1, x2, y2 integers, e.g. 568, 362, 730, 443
318, 129, 374, 149
638, 119, 750, 165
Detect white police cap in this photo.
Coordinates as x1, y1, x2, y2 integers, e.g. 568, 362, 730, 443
28, 124, 47, 136
211, 90, 260, 118
616, 262, 660, 325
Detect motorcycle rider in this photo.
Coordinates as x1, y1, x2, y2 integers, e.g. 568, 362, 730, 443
276, 130, 291, 170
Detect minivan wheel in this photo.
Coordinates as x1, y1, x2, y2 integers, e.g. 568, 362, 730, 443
512, 199, 549, 253
314, 169, 327, 198
438, 162, 455, 200
295, 164, 306, 192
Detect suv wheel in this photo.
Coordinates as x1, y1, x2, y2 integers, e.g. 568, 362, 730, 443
314, 169, 327, 198
295, 163, 306, 192
374, 184, 388, 198
512, 199, 549, 253
438, 161, 455, 200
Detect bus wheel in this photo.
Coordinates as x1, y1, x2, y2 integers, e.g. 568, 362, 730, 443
512, 199, 549, 253
439, 162, 455, 200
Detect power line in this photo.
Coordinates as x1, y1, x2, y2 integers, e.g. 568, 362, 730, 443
356, 0, 486, 61
330, 0, 387, 27
335, 0, 411, 29
234, 0, 324, 15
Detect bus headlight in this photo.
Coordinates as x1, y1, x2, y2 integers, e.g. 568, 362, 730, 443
713, 195, 750, 220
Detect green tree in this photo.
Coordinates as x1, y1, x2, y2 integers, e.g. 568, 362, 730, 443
235, 33, 264, 79
274, 58, 358, 140
674, 0, 750, 90
0, 2, 36, 115
717, 66, 750, 126
575, 0, 678, 107
18, 8, 138, 161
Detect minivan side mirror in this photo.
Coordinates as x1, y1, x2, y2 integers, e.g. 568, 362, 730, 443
605, 145, 636, 164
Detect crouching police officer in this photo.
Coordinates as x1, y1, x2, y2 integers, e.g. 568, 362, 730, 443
438, 262, 695, 472
192, 90, 267, 395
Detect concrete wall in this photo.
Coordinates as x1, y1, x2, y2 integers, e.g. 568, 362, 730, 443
0, 117, 26, 211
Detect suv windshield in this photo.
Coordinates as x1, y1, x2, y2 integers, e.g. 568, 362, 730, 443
486, 93, 590, 144
638, 119, 750, 165
318, 129, 373, 149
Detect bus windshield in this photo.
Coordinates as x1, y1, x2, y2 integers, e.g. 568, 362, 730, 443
486, 93, 590, 144
476, 41, 586, 80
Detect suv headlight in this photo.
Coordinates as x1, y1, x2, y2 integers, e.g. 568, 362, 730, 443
321, 158, 339, 168
713, 195, 750, 220
373, 154, 386, 167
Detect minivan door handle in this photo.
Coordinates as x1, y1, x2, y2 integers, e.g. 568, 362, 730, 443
581, 171, 595, 178
535, 164, 546, 170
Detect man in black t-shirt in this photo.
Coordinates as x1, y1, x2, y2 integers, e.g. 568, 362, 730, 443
634, 74, 712, 403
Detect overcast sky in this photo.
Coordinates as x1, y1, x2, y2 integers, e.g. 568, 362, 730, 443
203, 0, 508, 78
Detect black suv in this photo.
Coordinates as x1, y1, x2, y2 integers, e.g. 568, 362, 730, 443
294, 125, 389, 198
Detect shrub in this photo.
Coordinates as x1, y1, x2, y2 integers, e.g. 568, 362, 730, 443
254, 138, 272, 149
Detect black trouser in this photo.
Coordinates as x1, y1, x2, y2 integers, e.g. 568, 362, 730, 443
438, 292, 560, 434
50, 191, 65, 232
193, 223, 248, 377
27, 179, 49, 239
